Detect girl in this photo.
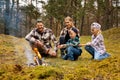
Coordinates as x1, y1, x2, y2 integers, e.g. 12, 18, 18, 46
84, 22, 110, 60
58, 27, 82, 61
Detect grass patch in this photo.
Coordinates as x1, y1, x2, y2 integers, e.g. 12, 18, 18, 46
0, 27, 120, 80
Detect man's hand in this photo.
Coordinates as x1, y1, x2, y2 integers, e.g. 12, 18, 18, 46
35, 40, 43, 46
48, 49, 57, 57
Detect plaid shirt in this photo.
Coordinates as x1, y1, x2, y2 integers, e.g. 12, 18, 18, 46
60, 27, 80, 37
59, 27, 80, 44
25, 27, 58, 51
90, 34, 106, 54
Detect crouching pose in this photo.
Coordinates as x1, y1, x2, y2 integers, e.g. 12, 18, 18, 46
84, 22, 110, 60
58, 28, 82, 61
58, 16, 80, 57
25, 20, 58, 65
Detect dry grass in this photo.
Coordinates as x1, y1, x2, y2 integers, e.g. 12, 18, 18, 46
0, 27, 120, 80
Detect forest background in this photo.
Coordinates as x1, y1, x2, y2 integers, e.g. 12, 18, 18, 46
0, 0, 119, 37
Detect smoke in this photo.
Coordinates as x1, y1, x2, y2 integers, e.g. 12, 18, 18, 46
0, 1, 36, 66
24, 42, 34, 65
10, 36, 35, 65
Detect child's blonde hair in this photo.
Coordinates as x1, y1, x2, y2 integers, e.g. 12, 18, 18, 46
91, 22, 102, 35
97, 30, 102, 35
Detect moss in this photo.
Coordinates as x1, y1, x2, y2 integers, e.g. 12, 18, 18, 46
103, 27, 120, 41
0, 70, 5, 76
0, 27, 120, 79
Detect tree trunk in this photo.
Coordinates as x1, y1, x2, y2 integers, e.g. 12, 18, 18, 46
80, 0, 86, 36
31, 0, 32, 5
36, 0, 38, 19
16, 0, 19, 36
96, 0, 101, 23
49, 16, 53, 29
4, 0, 10, 35
80, 14, 84, 36
104, 0, 110, 30
116, 0, 119, 27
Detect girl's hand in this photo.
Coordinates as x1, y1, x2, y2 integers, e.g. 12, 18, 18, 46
86, 42, 91, 45
79, 44, 86, 47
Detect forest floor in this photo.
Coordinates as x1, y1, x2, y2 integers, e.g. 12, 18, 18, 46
0, 27, 120, 80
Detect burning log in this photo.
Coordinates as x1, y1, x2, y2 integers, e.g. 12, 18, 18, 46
33, 48, 42, 65
33, 48, 42, 60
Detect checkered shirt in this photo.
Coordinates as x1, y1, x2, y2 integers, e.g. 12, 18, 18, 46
59, 27, 80, 40
25, 27, 58, 51
60, 27, 79, 37
91, 34, 106, 54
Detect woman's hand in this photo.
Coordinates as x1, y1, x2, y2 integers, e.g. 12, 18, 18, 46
57, 45, 64, 49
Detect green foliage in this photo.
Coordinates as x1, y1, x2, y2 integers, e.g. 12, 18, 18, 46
44, 0, 83, 20
44, 0, 66, 20
20, 4, 41, 19
43, 0, 119, 35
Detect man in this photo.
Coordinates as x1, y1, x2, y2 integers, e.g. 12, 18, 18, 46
25, 19, 58, 58
58, 16, 80, 57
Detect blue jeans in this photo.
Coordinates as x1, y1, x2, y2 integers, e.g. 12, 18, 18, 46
85, 45, 95, 58
85, 45, 110, 60
63, 46, 82, 61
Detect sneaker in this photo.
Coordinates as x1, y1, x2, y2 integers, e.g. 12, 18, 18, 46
68, 57, 75, 61
62, 55, 68, 60
60, 52, 65, 58
28, 63, 36, 67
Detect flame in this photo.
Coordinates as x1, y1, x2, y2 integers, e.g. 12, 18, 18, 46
33, 48, 42, 60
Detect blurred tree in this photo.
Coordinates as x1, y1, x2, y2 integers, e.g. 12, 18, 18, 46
4, 0, 10, 35
1, 0, 119, 36
115, 0, 119, 27
20, 4, 41, 33
43, 0, 84, 36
